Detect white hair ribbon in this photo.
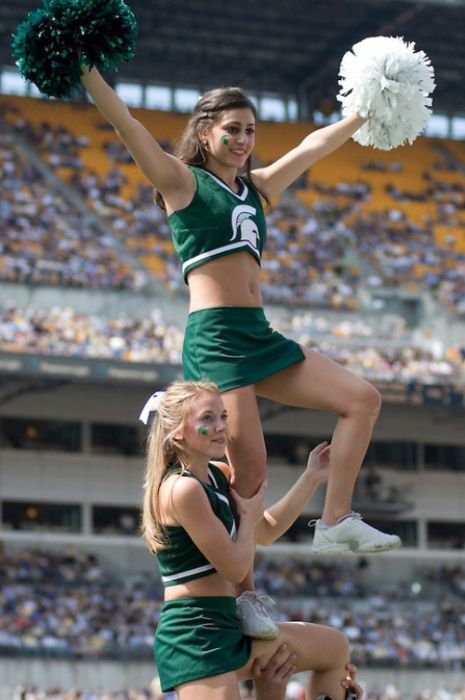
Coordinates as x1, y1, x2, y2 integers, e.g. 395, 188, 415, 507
138, 391, 165, 425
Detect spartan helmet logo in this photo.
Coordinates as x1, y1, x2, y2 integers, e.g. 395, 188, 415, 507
230, 205, 259, 251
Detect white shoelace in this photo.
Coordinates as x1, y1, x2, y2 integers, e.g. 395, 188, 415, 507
308, 512, 363, 528
241, 591, 276, 617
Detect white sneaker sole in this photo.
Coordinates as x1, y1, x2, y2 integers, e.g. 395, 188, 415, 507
312, 538, 401, 554
312, 542, 351, 554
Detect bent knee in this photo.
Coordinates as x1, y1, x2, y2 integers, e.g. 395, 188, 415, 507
348, 380, 382, 419
329, 629, 351, 667
364, 382, 382, 417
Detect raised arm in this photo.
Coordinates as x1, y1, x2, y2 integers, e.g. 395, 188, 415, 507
251, 113, 364, 199
255, 442, 330, 546
80, 67, 194, 206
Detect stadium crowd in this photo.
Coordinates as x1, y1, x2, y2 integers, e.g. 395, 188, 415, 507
11, 687, 165, 700
11, 115, 361, 309
67, 163, 361, 310
350, 207, 465, 314
304, 162, 465, 314
6, 110, 463, 315
1, 24, 464, 700
0, 547, 464, 670
1, 303, 463, 386
0, 304, 184, 364
0, 133, 144, 290
10, 681, 465, 700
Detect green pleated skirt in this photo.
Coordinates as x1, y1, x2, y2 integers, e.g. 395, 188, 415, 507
182, 306, 305, 392
155, 596, 251, 691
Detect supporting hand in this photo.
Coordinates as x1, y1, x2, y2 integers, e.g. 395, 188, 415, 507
252, 644, 296, 700
342, 663, 364, 699
230, 480, 267, 526
305, 441, 331, 483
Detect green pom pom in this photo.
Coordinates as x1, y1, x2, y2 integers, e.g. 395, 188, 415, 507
11, 0, 137, 100
12, 1, 84, 99
77, 0, 137, 71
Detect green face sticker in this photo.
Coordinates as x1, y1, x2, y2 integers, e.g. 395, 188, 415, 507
221, 134, 229, 145
198, 426, 208, 436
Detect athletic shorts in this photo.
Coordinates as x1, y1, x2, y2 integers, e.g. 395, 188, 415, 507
154, 596, 251, 691
182, 306, 305, 392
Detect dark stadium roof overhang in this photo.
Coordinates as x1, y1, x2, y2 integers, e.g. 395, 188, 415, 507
1, 0, 465, 116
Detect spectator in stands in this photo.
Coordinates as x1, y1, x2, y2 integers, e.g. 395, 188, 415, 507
0, 134, 143, 290
1, 302, 463, 385
140, 379, 361, 700
11, 680, 465, 700
80, 70, 400, 620
1, 545, 464, 668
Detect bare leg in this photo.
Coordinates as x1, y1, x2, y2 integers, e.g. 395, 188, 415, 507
222, 386, 267, 593
222, 385, 267, 497
256, 348, 381, 523
239, 621, 351, 700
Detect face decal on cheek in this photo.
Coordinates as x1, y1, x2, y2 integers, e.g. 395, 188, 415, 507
198, 426, 208, 436
221, 134, 229, 145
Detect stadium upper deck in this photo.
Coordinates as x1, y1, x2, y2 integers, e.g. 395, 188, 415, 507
2, 0, 465, 115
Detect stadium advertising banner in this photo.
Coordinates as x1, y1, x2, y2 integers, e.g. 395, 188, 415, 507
0, 351, 463, 407
0, 351, 180, 386
371, 380, 465, 408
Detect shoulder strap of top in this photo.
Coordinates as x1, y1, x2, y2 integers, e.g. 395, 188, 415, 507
207, 463, 230, 492
166, 463, 228, 494
241, 174, 261, 199
165, 464, 190, 477
188, 164, 204, 177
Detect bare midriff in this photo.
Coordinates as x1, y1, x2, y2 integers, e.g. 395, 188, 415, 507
187, 251, 263, 312
164, 571, 235, 600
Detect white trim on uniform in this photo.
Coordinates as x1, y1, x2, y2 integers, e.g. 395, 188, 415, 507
208, 467, 232, 507
182, 240, 259, 276
216, 492, 230, 506
203, 170, 249, 201
161, 563, 214, 583
161, 521, 236, 582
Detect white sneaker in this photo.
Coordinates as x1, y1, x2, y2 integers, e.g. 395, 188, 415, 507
310, 512, 402, 554
236, 591, 279, 640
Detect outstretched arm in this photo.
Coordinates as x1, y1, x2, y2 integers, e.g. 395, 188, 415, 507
80, 67, 193, 204
251, 113, 364, 198
255, 442, 330, 546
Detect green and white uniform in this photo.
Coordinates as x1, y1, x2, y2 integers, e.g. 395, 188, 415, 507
154, 464, 251, 691
157, 463, 237, 586
168, 166, 305, 392
169, 166, 267, 282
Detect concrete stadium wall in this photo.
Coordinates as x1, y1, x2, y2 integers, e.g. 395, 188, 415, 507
1, 450, 464, 525
1, 379, 464, 446
0, 282, 189, 323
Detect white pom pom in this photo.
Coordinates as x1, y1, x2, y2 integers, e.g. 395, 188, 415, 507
337, 36, 436, 150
